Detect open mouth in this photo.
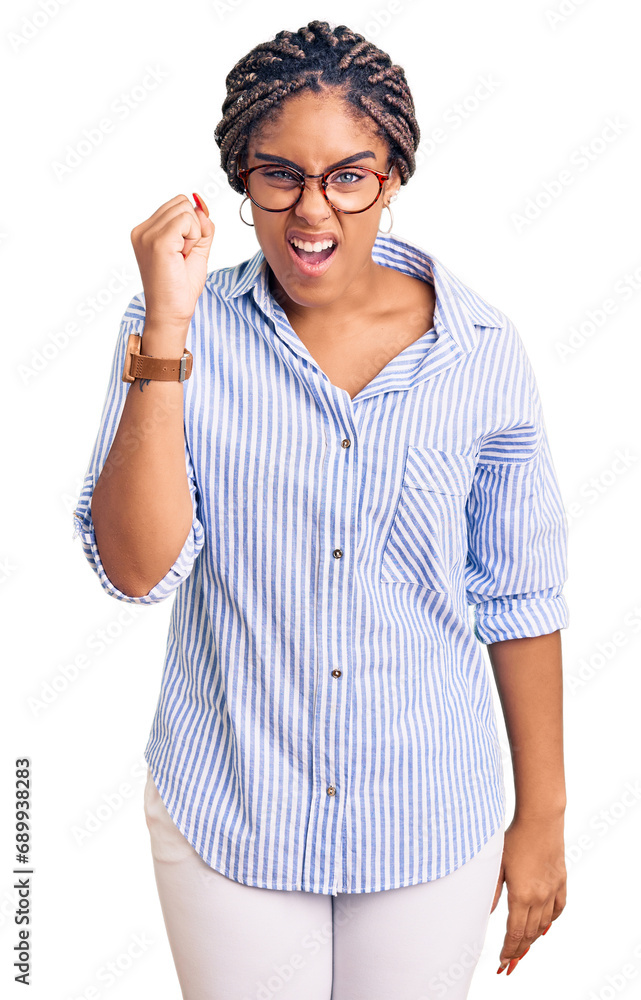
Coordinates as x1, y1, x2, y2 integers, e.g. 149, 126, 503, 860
287, 237, 338, 271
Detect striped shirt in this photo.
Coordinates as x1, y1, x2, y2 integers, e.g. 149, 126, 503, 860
72, 231, 569, 895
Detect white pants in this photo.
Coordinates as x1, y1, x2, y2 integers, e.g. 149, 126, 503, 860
144, 766, 504, 1000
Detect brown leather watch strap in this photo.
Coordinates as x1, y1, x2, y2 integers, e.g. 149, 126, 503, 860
121, 333, 193, 383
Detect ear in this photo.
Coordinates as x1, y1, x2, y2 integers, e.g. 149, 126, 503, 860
384, 161, 403, 202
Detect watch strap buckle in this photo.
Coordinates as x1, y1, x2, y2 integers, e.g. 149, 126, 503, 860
121, 332, 141, 383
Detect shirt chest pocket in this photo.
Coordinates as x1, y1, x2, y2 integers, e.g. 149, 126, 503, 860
380, 446, 477, 592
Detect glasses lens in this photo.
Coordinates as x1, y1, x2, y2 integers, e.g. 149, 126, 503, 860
325, 167, 381, 212
247, 165, 381, 212
247, 166, 302, 210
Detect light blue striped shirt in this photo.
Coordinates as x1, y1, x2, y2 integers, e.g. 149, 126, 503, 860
73, 232, 569, 895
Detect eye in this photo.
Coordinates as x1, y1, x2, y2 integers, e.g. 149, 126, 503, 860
259, 166, 301, 184
328, 169, 368, 185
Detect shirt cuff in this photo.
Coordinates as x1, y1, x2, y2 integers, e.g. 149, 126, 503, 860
472, 590, 570, 643
72, 485, 204, 605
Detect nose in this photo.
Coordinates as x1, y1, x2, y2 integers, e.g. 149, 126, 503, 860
294, 177, 333, 225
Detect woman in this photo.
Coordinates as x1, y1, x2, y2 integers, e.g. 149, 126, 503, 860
73, 20, 568, 1000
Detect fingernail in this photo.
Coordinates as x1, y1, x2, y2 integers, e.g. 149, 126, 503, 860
506, 958, 520, 975
542, 922, 552, 935
496, 963, 507, 974
521, 946, 530, 958
193, 192, 209, 217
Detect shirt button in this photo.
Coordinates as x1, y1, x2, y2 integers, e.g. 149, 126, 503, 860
326, 785, 336, 796
341, 439, 351, 448
333, 549, 343, 559
331, 669, 342, 678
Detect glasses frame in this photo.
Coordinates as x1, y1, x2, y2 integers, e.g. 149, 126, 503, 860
236, 156, 392, 214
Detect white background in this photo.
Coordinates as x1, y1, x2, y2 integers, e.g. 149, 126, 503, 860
2, 0, 640, 997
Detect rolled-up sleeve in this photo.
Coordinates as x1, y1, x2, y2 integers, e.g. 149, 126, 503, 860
72, 293, 205, 604
465, 320, 569, 643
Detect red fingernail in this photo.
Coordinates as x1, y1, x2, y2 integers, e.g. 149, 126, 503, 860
506, 958, 520, 975
497, 963, 507, 974
521, 946, 530, 958
542, 923, 552, 935
193, 192, 208, 216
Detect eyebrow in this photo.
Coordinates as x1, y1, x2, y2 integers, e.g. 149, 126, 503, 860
253, 150, 377, 172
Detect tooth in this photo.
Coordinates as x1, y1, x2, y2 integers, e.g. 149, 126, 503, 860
290, 238, 335, 252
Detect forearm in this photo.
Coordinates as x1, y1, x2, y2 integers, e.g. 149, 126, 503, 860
90, 322, 194, 598
487, 630, 566, 820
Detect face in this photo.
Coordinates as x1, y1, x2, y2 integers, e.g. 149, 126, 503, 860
241, 88, 402, 311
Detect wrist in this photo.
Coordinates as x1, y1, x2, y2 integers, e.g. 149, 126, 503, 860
121, 328, 193, 385
141, 319, 190, 354
514, 797, 567, 823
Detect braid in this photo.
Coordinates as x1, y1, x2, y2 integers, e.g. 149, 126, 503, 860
214, 19, 420, 195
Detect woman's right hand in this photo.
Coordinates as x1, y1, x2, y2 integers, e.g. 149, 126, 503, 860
130, 193, 215, 340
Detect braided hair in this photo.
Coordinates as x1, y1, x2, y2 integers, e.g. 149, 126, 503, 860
214, 19, 421, 196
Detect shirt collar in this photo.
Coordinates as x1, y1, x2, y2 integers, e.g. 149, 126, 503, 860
215, 231, 503, 353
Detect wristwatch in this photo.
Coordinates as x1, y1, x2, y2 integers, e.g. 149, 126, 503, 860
121, 333, 193, 383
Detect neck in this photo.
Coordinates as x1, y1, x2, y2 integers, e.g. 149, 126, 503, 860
268, 258, 389, 336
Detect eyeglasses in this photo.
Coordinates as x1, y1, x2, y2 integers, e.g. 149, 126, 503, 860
236, 157, 392, 214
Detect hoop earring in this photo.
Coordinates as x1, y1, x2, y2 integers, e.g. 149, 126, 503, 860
239, 196, 255, 227
378, 194, 397, 235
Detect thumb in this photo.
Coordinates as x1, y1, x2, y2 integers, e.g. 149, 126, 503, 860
489, 866, 504, 914
190, 192, 215, 255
